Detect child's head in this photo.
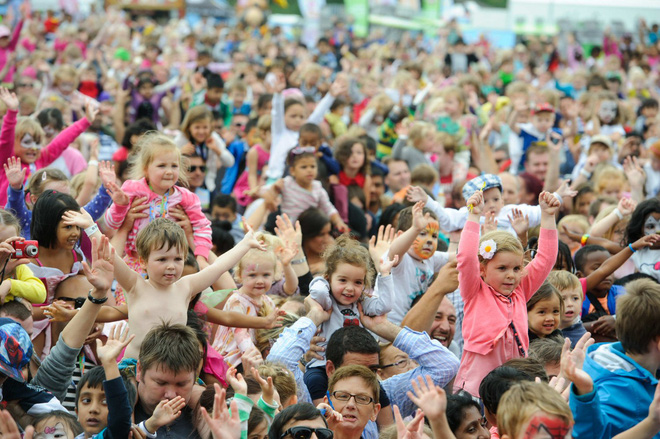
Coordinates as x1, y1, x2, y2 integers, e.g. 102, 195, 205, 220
180, 105, 212, 145
639, 98, 659, 119
258, 362, 298, 408
0, 209, 21, 246
526, 282, 563, 338
14, 117, 45, 164
574, 245, 612, 296
625, 198, 660, 249
235, 236, 278, 300
616, 278, 660, 357
410, 164, 438, 191
228, 80, 248, 108
587, 135, 614, 163
594, 167, 625, 201
530, 103, 556, 134
27, 168, 70, 205
596, 92, 620, 125
572, 185, 595, 217
211, 194, 238, 223
31, 190, 80, 250
255, 114, 272, 146
32, 411, 83, 439
248, 407, 269, 439
478, 231, 525, 296
323, 235, 375, 306
287, 147, 318, 187
396, 206, 440, 261
37, 108, 65, 142
334, 137, 369, 175
284, 98, 305, 132
557, 214, 590, 248
206, 73, 225, 104
136, 218, 188, 284
130, 132, 188, 191
528, 337, 564, 378
408, 121, 436, 153
462, 174, 504, 217
546, 271, 582, 329
498, 381, 573, 439
299, 123, 323, 149
53, 64, 78, 96
211, 220, 235, 255
479, 366, 535, 428
442, 86, 466, 116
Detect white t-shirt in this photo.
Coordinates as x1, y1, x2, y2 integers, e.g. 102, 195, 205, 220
632, 248, 660, 283
386, 251, 449, 325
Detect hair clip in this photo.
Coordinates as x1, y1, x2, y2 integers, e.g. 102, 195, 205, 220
479, 239, 497, 259
42, 171, 47, 181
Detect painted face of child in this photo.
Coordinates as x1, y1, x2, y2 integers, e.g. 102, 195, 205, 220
329, 262, 367, 306
409, 221, 439, 260
598, 100, 617, 124
559, 287, 582, 328
644, 213, 660, 236
528, 296, 561, 337
514, 412, 572, 439
241, 257, 276, 299
34, 419, 74, 439
16, 133, 42, 164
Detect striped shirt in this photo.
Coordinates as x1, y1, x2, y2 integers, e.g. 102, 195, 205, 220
280, 176, 338, 223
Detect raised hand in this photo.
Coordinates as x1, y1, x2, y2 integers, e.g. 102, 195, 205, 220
555, 180, 577, 199
407, 375, 447, 420
623, 156, 646, 189
96, 324, 135, 365
617, 197, 637, 217
105, 180, 130, 207
276, 241, 299, 266
411, 201, 428, 231
4, 157, 26, 190
631, 234, 660, 251
369, 225, 396, 272
481, 212, 498, 234
241, 225, 267, 251
539, 191, 561, 216
262, 307, 286, 329
406, 186, 427, 204
99, 161, 117, 188
0, 409, 34, 439
559, 335, 594, 395
201, 385, 241, 439
466, 191, 484, 215
62, 208, 95, 230
225, 367, 248, 396
329, 78, 348, 97
148, 396, 187, 432
0, 87, 18, 111
43, 300, 76, 322
85, 101, 100, 123
393, 406, 426, 439
274, 214, 303, 248
378, 254, 398, 276
81, 236, 115, 292
546, 130, 564, 153
508, 208, 529, 236
251, 367, 276, 405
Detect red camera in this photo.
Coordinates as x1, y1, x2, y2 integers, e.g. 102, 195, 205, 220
12, 240, 39, 259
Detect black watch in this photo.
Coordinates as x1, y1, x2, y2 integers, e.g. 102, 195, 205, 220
87, 289, 108, 305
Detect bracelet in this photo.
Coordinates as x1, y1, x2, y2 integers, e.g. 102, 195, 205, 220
580, 234, 590, 246
87, 289, 108, 305
629, 243, 636, 253
580, 169, 592, 178
88, 160, 99, 167
299, 355, 309, 367
84, 223, 99, 237
291, 258, 307, 265
614, 208, 624, 220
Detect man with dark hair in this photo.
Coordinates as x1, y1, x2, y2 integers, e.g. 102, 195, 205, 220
268, 403, 331, 439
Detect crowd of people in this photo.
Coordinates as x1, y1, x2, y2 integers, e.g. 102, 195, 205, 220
0, 2, 659, 438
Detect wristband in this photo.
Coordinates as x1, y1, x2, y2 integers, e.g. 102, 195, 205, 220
84, 223, 99, 237
580, 169, 592, 178
629, 243, 636, 253
291, 258, 307, 265
614, 208, 624, 220
139, 421, 158, 438
580, 234, 590, 246
88, 160, 99, 167
87, 289, 108, 305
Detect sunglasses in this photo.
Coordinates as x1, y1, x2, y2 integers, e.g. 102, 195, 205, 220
189, 165, 207, 172
280, 427, 333, 439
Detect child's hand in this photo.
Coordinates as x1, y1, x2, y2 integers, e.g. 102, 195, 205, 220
85, 101, 100, 123
555, 180, 577, 200
466, 191, 484, 215
201, 385, 241, 439
4, 157, 26, 191
225, 367, 248, 396
411, 200, 428, 231
251, 367, 276, 406
148, 396, 186, 432
623, 155, 646, 189
0, 87, 18, 111
559, 335, 594, 396
0, 280, 11, 305
43, 300, 76, 322
262, 307, 287, 329
62, 208, 95, 229
406, 186, 426, 204
407, 375, 447, 421
335, 220, 350, 234
583, 154, 599, 174
481, 212, 498, 234
122, 197, 149, 230
105, 180, 130, 207
181, 142, 195, 156
276, 241, 299, 266
393, 406, 426, 439
329, 78, 348, 97
81, 236, 116, 293
617, 197, 637, 217
592, 315, 616, 337
99, 161, 117, 188
89, 138, 100, 162
241, 224, 267, 251
96, 324, 135, 365
378, 254, 398, 276
561, 225, 583, 243
275, 214, 302, 247
631, 233, 660, 251
240, 346, 264, 377
539, 191, 561, 216
368, 225, 395, 271
508, 208, 529, 236
0, 410, 34, 439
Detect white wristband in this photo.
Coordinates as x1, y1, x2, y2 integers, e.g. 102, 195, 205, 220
614, 208, 624, 220
84, 224, 99, 237
88, 160, 99, 167
580, 169, 592, 178
138, 421, 158, 438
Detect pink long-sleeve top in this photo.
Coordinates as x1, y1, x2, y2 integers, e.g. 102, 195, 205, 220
0, 109, 91, 206
454, 221, 557, 396
104, 178, 212, 259
0, 20, 23, 84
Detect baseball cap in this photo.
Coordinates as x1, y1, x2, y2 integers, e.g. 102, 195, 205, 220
462, 174, 503, 201
532, 102, 555, 115
0, 318, 32, 382
0, 26, 10, 39
590, 134, 613, 151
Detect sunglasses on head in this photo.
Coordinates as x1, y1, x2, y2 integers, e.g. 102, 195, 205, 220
189, 165, 207, 172
280, 427, 333, 439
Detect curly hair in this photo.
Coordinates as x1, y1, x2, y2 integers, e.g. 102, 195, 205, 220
626, 198, 660, 244
323, 234, 376, 290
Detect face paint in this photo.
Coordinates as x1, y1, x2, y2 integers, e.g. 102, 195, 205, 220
643, 215, 660, 236
58, 82, 75, 95
43, 125, 58, 138
598, 100, 617, 124
412, 221, 440, 260
34, 421, 70, 439
20, 134, 41, 150
522, 414, 571, 439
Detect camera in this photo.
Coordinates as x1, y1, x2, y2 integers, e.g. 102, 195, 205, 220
12, 240, 39, 259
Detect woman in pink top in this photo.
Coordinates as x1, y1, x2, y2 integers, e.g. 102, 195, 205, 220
454, 190, 559, 398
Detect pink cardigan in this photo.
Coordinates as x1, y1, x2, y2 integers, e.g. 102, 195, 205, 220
0, 109, 91, 206
104, 178, 212, 259
457, 221, 558, 355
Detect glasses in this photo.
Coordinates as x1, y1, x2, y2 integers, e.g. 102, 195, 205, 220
280, 427, 333, 439
189, 165, 207, 172
380, 358, 413, 369
331, 391, 375, 405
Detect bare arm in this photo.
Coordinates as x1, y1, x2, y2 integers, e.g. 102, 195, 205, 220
389, 201, 427, 267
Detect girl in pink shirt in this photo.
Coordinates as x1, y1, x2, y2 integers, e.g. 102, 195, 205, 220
455, 190, 559, 398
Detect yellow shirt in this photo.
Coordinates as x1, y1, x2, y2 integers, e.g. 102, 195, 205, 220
6, 265, 47, 304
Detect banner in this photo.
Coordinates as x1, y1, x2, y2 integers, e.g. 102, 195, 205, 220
298, 0, 324, 46
344, 0, 369, 37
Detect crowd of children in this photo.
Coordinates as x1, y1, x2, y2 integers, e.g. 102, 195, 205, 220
0, 3, 659, 438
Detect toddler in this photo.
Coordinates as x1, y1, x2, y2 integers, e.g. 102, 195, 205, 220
526, 282, 564, 342
546, 271, 586, 347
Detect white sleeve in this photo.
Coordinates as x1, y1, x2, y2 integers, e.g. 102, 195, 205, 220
512, 204, 543, 229
309, 277, 333, 310
425, 195, 468, 232
361, 274, 394, 316
307, 93, 335, 125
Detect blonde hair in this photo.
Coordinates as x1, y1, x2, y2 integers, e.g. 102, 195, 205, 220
70, 170, 100, 199
129, 132, 189, 186
546, 271, 582, 299
180, 106, 212, 141
135, 217, 189, 261
594, 205, 629, 243
479, 231, 524, 264
15, 117, 44, 145
256, 114, 271, 132
257, 362, 297, 406
323, 234, 376, 290
53, 64, 79, 87
437, 132, 457, 154
557, 215, 590, 235
594, 167, 626, 194
410, 164, 438, 186
442, 86, 467, 114
408, 121, 435, 150
498, 382, 573, 439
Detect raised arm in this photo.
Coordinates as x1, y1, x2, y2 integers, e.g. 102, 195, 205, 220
388, 201, 427, 267
37, 102, 97, 166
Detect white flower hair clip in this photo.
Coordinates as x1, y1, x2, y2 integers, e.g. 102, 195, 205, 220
480, 240, 497, 259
